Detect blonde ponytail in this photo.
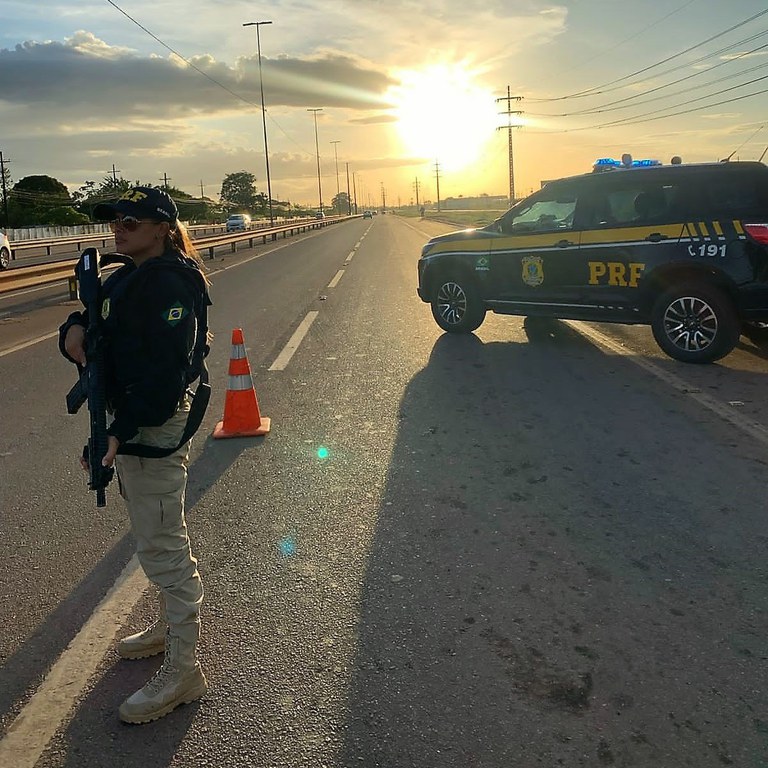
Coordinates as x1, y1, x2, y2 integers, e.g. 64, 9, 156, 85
167, 222, 210, 285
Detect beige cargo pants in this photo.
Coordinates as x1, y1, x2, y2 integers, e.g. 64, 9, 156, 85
114, 400, 203, 646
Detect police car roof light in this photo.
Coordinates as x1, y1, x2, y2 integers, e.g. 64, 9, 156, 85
593, 157, 661, 170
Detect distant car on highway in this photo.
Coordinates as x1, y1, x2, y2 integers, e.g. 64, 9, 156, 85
363, 210, 373, 219
315, 211, 326, 220
226, 213, 251, 232
0, 230, 10, 270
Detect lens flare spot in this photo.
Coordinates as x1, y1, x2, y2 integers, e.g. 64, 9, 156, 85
317, 446, 330, 459
278, 536, 296, 557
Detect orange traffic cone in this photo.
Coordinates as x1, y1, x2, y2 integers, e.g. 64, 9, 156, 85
213, 328, 271, 438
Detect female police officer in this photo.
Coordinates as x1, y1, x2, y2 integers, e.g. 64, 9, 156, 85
59, 186, 211, 724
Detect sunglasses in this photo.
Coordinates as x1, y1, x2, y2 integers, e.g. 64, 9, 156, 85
109, 215, 159, 232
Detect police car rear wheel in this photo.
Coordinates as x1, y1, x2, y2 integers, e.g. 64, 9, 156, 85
651, 283, 739, 363
431, 276, 486, 334
0, 247, 9, 270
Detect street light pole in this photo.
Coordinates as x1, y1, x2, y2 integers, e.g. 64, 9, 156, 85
243, 21, 274, 226
307, 108, 323, 214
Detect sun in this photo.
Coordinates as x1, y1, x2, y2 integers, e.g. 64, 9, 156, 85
389, 63, 498, 171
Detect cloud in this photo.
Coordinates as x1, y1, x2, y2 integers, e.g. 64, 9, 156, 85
0, 2, 570, 197
0, 33, 394, 118
349, 114, 399, 125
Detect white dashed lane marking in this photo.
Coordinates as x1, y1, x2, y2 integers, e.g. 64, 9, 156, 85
268, 311, 319, 371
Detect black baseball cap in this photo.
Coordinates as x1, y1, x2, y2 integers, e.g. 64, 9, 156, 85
93, 186, 178, 224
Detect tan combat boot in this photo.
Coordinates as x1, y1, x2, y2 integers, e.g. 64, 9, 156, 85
118, 633, 207, 724
117, 593, 167, 660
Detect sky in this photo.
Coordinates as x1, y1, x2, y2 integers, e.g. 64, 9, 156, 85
1, 0, 768, 209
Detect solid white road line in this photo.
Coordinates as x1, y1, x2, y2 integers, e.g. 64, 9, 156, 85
0, 331, 58, 358
566, 320, 768, 446
0, 558, 149, 768
327, 270, 345, 289
268, 311, 319, 371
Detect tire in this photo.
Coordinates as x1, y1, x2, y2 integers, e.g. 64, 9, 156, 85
650, 282, 740, 363
0, 247, 8, 270
430, 273, 486, 334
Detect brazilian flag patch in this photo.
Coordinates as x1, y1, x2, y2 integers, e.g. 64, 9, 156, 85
163, 302, 189, 326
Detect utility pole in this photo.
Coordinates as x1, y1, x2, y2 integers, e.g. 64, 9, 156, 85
307, 108, 324, 213
352, 172, 358, 214
160, 172, 171, 190
109, 164, 121, 185
380, 181, 386, 212
200, 180, 205, 199
330, 140, 341, 201
0, 151, 10, 229
243, 21, 275, 226
413, 177, 421, 209
345, 162, 352, 215
496, 86, 523, 205
434, 160, 442, 212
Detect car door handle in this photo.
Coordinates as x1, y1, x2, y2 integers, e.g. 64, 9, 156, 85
646, 232, 669, 242
556, 239, 576, 248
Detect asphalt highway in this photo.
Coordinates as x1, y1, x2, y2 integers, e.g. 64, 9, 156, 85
0, 215, 767, 767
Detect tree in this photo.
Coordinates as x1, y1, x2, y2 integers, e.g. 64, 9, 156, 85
331, 192, 351, 215
220, 171, 261, 212
9, 175, 74, 227
1, 163, 12, 229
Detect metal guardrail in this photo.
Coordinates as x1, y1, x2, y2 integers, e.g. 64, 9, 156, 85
4, 217, 315, 261
0, 215, 357, 296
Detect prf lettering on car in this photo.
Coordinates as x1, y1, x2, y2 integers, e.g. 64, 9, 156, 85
588, 261, 645, 287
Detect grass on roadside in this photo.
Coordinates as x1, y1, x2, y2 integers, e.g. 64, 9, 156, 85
396, 209, 506, 228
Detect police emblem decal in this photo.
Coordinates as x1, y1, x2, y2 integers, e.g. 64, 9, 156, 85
101, 298, 111, 319
164, 303, 188, 326
521, 255, 544, 286
475, 256, 490, 272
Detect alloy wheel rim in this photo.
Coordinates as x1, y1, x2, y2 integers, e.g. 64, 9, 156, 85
437, 282, 467, 325
663, 296, 718, 352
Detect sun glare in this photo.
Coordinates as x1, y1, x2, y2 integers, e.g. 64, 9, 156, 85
390, 64, 498, 171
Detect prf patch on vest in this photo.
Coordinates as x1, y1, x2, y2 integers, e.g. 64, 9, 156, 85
163, 302, 189, 326
101, 297, 111, 320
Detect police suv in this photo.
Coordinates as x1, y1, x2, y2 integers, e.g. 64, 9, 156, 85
417, 156, 768, 363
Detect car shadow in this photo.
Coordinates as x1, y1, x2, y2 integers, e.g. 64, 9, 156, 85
337, 329, 768, 766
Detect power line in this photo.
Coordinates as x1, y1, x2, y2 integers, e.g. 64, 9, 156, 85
530, 8, 768, 102
529, 40, 768, 118
104, 0, 317, 162
562, 0, 699, 74
530, 82, 768, 134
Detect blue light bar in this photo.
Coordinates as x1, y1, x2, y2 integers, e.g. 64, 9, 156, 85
593, 157, 661, 168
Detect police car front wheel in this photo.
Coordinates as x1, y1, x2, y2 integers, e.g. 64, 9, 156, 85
0, 247, 9, 270
431, 277, 486, 334
650, 283, 740, 364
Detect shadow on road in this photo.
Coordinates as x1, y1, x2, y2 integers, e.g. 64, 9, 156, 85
338, 330, 768, 767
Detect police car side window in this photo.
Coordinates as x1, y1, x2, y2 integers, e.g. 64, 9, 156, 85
501, 193, 577, 234
705, 177, 764, 219
591, 179, 688, 227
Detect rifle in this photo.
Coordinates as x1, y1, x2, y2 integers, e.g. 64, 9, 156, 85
66, 247, 116, 507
